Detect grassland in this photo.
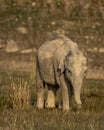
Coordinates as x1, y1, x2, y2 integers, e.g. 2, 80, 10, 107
0, 70, 104, 130
0, 1, 104, 129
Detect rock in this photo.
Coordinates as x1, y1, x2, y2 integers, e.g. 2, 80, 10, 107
87, 48, 94, 53
0, 39, 5, 49
92, 25, 96, 29
54, 28, 66, 35
85, 36, 94, 40
0, 44, 5, 49
93, 47, 98, 53
5, 40, 19, 53
20, 48, 36, 54
87, 47, 98, 53
51, 21, 56, 25
16, 27, 28, 34
99, 48, 104, 53
31, 2, 36, 7
85, 36, 89, 39
90, 36, 94, 39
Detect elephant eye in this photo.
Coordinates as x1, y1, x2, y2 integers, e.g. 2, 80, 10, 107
84, 67, 88, 73
84, 70, 87, 73
66, 70, 72, 75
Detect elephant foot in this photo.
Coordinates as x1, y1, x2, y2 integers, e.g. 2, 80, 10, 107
73, 104, 82, 113
37, 103, 44, 109
77, 104, 82, 109
77, 104, 82, 112
63, 106, 72, 111
45, 101, 55, 108
37, 99, 44, 109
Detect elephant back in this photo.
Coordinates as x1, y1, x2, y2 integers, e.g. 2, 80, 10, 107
38, 35, 78, 57
37, 35, 79, 84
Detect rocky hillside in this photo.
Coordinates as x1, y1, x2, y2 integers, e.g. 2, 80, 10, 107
0, 0, 104, 79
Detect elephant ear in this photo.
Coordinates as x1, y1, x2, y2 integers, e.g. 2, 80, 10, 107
58, 52, 69, 74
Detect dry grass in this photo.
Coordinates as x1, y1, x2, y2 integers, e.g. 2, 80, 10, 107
1, 106, 104, 130
0, 71, 104, 130
9, 76, 30, 110
87, 68, 104, 80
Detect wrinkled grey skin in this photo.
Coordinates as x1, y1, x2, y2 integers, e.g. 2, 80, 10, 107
36, 35, 88, 110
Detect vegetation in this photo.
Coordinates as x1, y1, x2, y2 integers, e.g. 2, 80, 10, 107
0, 0, 104, 130
0, 71, 104, 130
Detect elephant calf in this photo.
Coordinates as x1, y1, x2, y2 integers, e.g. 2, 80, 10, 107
36, 35, 88, 110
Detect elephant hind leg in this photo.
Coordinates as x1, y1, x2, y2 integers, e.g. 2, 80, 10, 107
37, 80, 45, 109
36, 63, 45, 109
45, 84, 58, 108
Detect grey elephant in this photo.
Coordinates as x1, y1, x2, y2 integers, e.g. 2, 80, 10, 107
36, 35, 88, 110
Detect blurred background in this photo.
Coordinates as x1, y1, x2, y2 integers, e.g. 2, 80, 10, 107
0, 0, 104, 79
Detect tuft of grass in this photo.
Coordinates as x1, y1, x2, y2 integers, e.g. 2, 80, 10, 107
9, 77, 30, 110
0, 71, 33, 111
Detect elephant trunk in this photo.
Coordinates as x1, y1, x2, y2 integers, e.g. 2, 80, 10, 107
71, 75, 83, 106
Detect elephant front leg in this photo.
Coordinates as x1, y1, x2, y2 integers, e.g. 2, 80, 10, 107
59, 75, 71, 111
61, 85, 70, 110
45, 85, 58, 108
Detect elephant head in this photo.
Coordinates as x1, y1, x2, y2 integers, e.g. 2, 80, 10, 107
58, 51, 88, 106
59, 51, 87, 80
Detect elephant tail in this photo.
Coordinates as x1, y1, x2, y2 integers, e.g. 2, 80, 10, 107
36, 54, 44, 88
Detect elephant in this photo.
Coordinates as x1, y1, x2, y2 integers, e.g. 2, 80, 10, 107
36, 34, 88, 110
